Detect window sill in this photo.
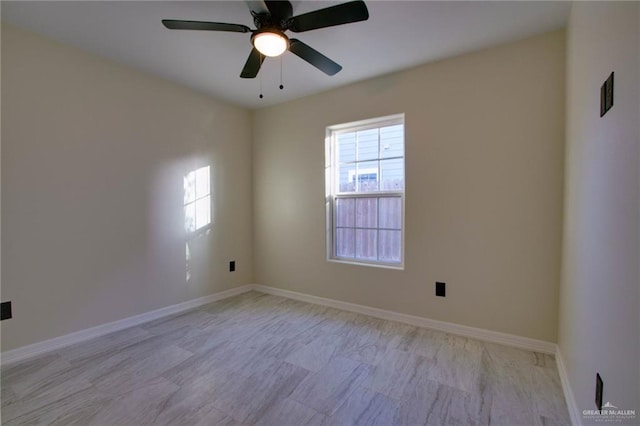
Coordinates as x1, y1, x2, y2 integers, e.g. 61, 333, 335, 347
327, 258, 404, 271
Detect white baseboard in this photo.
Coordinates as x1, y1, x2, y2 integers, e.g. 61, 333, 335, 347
251, 284, 557, 354
1, 285, 254, 366
1, 282, 557, 364
556, 347, 581, 426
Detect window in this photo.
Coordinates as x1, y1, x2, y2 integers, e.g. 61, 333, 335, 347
184, 166, 211, 232
326, 114, 405, 267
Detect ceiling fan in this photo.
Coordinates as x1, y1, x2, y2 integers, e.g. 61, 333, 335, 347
162, 0, 369, 78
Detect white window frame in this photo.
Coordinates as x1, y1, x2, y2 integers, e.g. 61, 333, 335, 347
325, 113, 405, 269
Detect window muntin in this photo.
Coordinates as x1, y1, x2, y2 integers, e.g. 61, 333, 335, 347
326, 115, 405, 267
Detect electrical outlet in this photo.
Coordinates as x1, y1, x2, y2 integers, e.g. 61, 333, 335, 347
436, 282, 446, 297
595, 373, 603, 410
1, 301, 13, 320
229, 261, 236, 272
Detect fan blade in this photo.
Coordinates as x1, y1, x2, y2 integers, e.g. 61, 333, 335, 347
265, 0, 293, 22
289, 39, 342, 76
288, 0, 368, 32
162, 20, 251, 33
245, 0, 269, 15
240, 48, 265, 78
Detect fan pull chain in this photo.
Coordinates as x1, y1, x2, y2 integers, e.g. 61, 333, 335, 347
259, 66, 264, 99
279, 56, 284, 90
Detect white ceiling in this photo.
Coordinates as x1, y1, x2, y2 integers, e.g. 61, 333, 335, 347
2, 1, 570, 109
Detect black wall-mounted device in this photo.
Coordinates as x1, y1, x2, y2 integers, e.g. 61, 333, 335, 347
595, 373, 603, 411
600, 72, 614, 117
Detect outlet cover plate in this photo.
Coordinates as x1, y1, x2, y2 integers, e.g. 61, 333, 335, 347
600, 72, 614, 117
595, 373, 603, 410
1, 301, 12, 320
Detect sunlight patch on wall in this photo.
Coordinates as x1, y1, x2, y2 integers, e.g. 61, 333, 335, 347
184, 165, 211, 232
185, 242, 191, 282
184, 165, 211, 283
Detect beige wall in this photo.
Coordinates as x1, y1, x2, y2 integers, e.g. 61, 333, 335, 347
253, 30, 565, 342
1, 7, 4, 391
559, 2, 639, 419
1, 25, 253, 351
1, 24, 568, 353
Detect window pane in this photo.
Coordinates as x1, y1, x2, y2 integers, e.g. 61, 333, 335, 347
338, 164, 356, 192
184, 202, 195, 233
338, 133, 356, 164
379, 230, 401, 262
356, 198, 377, 228
379, 197, 402, 229
195, 195, 211, 230
327, 116, 404, 267
336, 228, 355, 258
357, 161, 379, 192
356, 229, 377, 260
195, 166, 210, 199
380, 158, 404, 190
380, 125, 404, 159
336, 198, 355, 227
357, 129, 379, 162
184, 171, 196, 204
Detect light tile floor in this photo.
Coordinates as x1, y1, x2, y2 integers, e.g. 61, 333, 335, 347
1, 291, 570, 425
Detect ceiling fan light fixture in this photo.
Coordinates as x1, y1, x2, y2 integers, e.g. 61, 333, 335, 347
252, 30, 289, 57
